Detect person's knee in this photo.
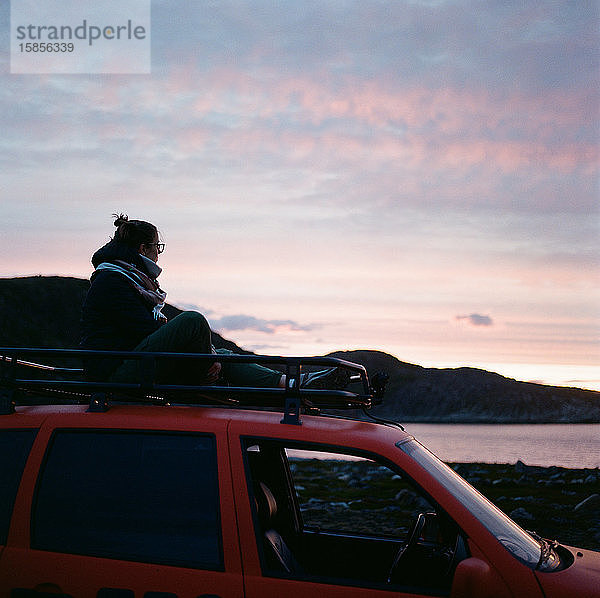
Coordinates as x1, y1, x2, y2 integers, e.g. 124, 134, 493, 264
171, 311, 212, 345
175, 310, 210, 329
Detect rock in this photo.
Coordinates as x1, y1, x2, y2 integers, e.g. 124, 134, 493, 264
513, 496, 536, 504
395, 489, 418, 505
574, 494, 600, 513
504, 477, 520, 486
349, 478, 369, 488
382, 505, 401, 513
510, 507, 534, 521
515, 460, 528, 474
452, 465, 468, 477
328, 501, 350, 509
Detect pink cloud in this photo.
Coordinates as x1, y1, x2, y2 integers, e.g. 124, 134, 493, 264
139, 66, 597, 178
10, 60, 592, 217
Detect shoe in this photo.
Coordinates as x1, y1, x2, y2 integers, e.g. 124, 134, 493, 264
299, 367, 351, 390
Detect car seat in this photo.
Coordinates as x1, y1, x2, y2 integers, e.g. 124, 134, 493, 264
255, 481, 302, 575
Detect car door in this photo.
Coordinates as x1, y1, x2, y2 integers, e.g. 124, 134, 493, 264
229, 420, 477, 598
0, 410, 244, 598
0, 428, 38, 564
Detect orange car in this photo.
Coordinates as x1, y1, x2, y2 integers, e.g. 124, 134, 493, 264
0, 349, 599, 598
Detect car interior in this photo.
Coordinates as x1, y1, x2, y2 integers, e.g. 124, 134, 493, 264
243, 439, 468, 594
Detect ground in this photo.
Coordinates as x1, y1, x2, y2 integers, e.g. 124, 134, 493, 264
290, 459, 600, 553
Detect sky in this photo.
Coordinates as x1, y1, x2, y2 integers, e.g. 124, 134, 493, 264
1, 1, 599, 390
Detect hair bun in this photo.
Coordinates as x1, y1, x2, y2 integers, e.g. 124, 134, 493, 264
111, 213, 157, 248
113, 213, 129, 228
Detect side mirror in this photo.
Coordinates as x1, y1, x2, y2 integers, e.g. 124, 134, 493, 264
450, 557, 512, 598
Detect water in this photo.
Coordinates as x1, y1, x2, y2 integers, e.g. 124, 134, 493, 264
402, 423, 600, 469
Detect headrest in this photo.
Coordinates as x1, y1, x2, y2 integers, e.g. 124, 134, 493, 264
256, 481, 278, 522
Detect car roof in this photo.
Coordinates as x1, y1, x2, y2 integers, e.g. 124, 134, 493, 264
2, 403, 413, 446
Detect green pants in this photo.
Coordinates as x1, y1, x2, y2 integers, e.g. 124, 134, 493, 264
111, 311, 282, 387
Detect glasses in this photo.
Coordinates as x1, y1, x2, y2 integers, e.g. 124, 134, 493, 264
146, 242, 165, 254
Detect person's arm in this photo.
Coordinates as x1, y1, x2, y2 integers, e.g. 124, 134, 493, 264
85, 271, 163, 343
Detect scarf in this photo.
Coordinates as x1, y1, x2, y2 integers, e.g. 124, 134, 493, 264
94, 259, 167, 322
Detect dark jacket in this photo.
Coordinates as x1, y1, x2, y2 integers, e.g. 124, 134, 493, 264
80, 240, 164, 379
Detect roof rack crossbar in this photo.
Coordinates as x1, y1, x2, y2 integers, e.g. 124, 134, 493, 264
1, 347, 363, 365
8, 379, 370, 401
139, 354, 156, 391
0, 347, 378, 413
0, 355, 83, 374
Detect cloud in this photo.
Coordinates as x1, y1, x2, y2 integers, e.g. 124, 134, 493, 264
244, 343, 289, 352
456, 313, 494, 327
211, 314, 318, 335
0, 1, 597, 381
147, 0, 598, 94
564, 379, 600, 389
1, 4, 597, 223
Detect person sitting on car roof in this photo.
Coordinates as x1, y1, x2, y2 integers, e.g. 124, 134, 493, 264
80, 214, 349, 390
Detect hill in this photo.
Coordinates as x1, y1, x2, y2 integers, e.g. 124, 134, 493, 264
1, 276, 599, 423
329, 350, 600, 423
0, 275, 241, 352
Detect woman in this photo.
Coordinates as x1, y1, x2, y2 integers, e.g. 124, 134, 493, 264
80, 214, 347, 390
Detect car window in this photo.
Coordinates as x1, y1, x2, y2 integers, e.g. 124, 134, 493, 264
32, 430, 222, 569
0, 429, 37, 544
287, 449, 433, 538
397, 438, 542, 568
245, 441, 464, 594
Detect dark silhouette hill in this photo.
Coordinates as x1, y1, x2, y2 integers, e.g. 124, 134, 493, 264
1, 276, 599, 422
0, 275, 242, 352
329, 350, 600, 423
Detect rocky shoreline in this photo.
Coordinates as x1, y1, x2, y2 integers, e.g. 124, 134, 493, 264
292, 458, 600, 553
449, 461, 599, 552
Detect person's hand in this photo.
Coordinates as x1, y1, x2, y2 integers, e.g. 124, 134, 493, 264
206, 361, 222, 383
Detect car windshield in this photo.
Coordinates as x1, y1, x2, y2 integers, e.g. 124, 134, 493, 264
396, 438, 542, 568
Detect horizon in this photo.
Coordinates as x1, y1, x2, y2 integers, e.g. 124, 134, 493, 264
2, 272, 599, 393
1, 2, 598, 393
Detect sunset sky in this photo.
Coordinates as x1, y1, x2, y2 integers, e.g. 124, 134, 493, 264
1, 1, 599, 390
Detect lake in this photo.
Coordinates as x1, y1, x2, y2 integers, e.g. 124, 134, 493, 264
402, 423, 600, 469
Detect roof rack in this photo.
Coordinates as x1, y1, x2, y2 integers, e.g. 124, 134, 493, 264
0, 348, 386, 424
